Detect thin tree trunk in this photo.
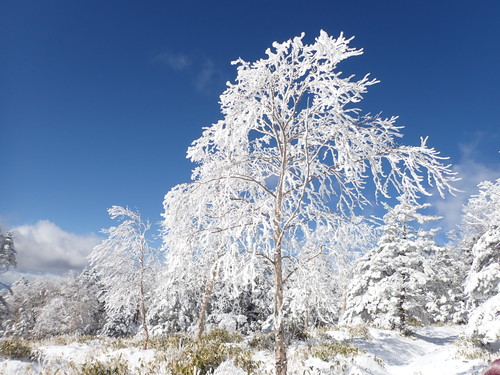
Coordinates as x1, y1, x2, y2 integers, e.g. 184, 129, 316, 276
140, 275, 149, 349
196, 261, 219, 340
139, 248, 149, 350
274, 241, 287, 375
304, 302, 309, 331
273, 133, 288, 375
397, 272, 408, 333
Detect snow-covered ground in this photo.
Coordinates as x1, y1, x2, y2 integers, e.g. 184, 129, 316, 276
357, 326, 489, 375
0, 325, 496, 374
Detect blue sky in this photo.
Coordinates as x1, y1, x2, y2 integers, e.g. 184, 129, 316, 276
1, 1, 499, 276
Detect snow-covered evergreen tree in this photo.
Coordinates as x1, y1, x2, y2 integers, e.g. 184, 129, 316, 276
462, 178, 500, 345
465, 228, 500, 344
0, 230, 16, 274
423, 244, 468, 324
0, 230, 16, 320
342, 195, 441, 331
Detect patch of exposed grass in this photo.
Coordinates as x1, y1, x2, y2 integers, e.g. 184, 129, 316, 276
453, 337, 494, 361
345, 324, 371, 340
165, 329, 259, 374
248, 332, 275, 351
309, 342, 364, 361
0, 338, 32, 359
78, 357, 129, 375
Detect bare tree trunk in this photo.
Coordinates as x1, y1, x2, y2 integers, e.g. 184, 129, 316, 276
273, 133, 288, 375
274, 241, 287, 375
304, 301, 309, 331
397, 271, 408, 333
139, 248, 149, 350
140, 275, 149, 349
196, 261, 219, 340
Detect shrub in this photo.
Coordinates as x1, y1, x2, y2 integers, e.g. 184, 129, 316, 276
150, 333, 189, 352
408, 317, 423, 327
204, 328, 242, 343
453, 337, 494, 361
167, 330, 259, 374
248, 332, 274, 351
0, 338, 32, 359
310, 342, 364, 361
345, 324, 371, 340
78, 358, 129, 375
287, 325, 310, 342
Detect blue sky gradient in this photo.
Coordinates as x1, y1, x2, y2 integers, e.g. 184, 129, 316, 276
1, 1, 499, 275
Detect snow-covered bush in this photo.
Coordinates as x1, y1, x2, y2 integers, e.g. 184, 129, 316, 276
466, 294, 500, 347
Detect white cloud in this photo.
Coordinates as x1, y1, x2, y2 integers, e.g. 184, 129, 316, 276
153, 52, 191, 71
10, 220, 101, 275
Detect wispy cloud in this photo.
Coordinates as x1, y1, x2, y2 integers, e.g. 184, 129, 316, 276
153, 52, 191, 71
153, 51, 224, 93
195, 59, 219, 92
10, 220, 101, 276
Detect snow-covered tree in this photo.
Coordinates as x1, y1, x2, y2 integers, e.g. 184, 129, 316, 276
155, 182, 260, 337
461, 178, 500, 244
0, 230, 16, 274
1, 273, 104, 338
465, 226, 500, 345
33, 271, 104, 337
285, 217, 374, 329
466, 227, 500, 310
462, 178, 500, 345
89, 206, 155, 348
342, 196, 443, 331
0, 230, 16, 320
423, 244, 468, 324
184, 31, 457, 374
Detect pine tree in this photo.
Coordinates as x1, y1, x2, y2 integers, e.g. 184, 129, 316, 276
0, 230, 16, 321
462, 178, 500, 345
342, 195, 441, 332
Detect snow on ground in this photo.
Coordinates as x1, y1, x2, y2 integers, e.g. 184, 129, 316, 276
356, 326, 490, 375
0, 325, 496, 374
